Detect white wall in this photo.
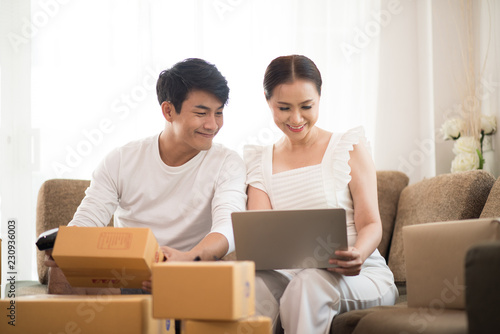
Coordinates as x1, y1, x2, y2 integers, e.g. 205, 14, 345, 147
0, 0, 34, 290
374, 0, 436, 184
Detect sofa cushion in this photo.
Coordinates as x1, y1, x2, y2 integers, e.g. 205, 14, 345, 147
387, 170, 495, 283
36, 179, 91, 284
480, 176, 500, 218
331, 303, 408, 334
351, 306, 467, 334
375, 171, 409, 260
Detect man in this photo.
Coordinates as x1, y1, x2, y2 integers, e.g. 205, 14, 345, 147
45, 58, 247, 294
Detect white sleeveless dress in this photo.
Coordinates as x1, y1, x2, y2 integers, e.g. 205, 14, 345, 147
244, 127, 398, 334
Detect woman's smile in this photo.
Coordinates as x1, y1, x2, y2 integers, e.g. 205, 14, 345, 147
287, 124, 306, 132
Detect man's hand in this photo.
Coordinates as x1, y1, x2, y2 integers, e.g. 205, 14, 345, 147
141, 278, 153, 293
44, 249, 58, 267
141, 246, 197, 293
161, 245, 199, 262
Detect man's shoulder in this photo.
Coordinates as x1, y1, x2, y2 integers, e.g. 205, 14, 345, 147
115, 134, 158, 154
102, 134, 158, 166
207, 143, 243, 161
205, 144, 246, 181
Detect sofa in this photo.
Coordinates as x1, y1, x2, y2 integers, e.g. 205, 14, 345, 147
19, 170, 500, 333
331, 170, 500, 334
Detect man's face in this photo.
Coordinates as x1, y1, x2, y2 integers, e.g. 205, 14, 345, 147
170, 90, 224, 152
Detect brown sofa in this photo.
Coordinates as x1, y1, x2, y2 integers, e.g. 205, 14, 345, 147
23, 170, 500, 333
331, 170, 500, 334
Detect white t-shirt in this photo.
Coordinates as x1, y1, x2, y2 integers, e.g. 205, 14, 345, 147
69, 133, 247, 254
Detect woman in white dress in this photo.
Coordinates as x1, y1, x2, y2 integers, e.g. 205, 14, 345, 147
245, 55, 398, 334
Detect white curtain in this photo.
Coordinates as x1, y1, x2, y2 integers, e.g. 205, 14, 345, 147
374, 0, 499, 183
374, 0, 436, 183
2, 0, 381, 282
31, 0, 381, 182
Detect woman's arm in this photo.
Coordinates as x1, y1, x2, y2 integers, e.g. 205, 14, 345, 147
329, 141, 382, 276
247, 185, 273, 210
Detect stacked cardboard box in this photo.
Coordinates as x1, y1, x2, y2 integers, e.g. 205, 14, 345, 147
0, 295, 173, 334
14, 226, 270, 333
52, 226, 164, 289
152, 261, 271, 334
182, 316, 272, 333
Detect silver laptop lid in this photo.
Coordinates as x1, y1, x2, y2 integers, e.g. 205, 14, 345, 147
231, 208, 348, 270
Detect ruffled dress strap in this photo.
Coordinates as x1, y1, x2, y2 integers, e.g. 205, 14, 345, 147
322, 126, 369, 207
243, 144, 273, 196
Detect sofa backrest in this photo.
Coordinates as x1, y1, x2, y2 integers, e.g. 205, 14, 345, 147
36, 179, 114, 284
388, 170, 496, 284
36, 172, 408, 283
480, 176, 500, 218
376, 171, 409, 260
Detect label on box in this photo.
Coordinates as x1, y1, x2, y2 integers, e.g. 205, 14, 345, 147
97, 232, 133, 250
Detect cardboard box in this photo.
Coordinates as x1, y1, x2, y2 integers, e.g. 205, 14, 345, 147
53, 226, 164, 289
0, 295, 175, 334
159, 319, 177, 334
403, 217, 500, 309
153, 261, 255, 320
182, 316, 271, 334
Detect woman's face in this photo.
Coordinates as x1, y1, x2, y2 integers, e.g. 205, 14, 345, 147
267, 79, 320, 141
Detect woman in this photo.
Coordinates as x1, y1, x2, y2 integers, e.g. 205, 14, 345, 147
245, 55, 398, 334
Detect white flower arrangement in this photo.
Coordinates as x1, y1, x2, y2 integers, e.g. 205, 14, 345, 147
441, 0, 496, 174
481, 114, 497, 135
441, 114, 497, 172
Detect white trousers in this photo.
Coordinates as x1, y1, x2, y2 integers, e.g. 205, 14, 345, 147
254, 250, 398, 334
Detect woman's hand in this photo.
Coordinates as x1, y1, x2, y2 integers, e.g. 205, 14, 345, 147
327, 247, 364, 276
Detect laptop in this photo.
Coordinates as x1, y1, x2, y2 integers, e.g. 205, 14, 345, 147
231, 208, 348, 270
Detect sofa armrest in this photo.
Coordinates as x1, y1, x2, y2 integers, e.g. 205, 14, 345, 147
465, 240, 500, 334
403, 217, 500, 309
36, 179, 91, 284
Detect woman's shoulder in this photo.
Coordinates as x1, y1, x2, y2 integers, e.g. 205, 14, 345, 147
336, 126, 366, 143
243, 144, 268, 169
327, 126, 371, 187
329, 126, 369, 151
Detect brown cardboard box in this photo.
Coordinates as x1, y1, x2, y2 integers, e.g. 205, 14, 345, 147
153, 261, 255, 320
53, 226, 164, 289
403, 217, 500, 309
159, 319, 176, 334
0, 295, 174, 334
182, 316, 271, 334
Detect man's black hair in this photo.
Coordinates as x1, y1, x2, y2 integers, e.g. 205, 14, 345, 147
156, 58, 229, 113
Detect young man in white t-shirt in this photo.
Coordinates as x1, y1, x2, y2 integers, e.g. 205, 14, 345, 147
45, 58, 247, 295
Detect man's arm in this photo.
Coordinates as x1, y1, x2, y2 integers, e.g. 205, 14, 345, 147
69, 149, 120, 227
141, 232, 230, 293
161, 151, 247, 259
160, 232, 228, 261
209, 151, 247, 255
45, 150, 121, 294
